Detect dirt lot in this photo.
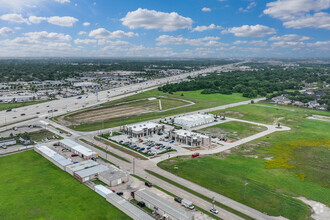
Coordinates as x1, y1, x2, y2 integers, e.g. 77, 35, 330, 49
58, 98, 190, 126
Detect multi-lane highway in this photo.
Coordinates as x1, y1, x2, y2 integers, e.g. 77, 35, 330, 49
0, 62, 243, 127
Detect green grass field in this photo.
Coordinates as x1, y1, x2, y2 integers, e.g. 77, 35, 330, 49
0, 100, 51, 111
159, 104, 330, 219
0, 150, 130, 220
196, 121, 267, 140
61, 89, 249, 131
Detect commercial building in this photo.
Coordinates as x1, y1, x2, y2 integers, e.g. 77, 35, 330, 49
0, 139, 16, 147
34, 145, 73, 170
59, 139, 97, 159
169, 129, 211, 147
65, 160, 99, 176
123, 122, 165, 138
173, 114, 214, 128
0, 95, 38, 103
98, 165, 129, 186
74, 164, 109, 182
106, 192, 154, 220
133, 188, 193, 220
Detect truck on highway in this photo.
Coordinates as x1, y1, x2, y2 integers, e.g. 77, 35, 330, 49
77, 96, 82, 99
181, 198, 194, 210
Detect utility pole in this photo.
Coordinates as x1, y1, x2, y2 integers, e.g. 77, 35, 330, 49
132, 158, 135, 174
244, 181, 248, 200
212, 196, 215, 210
105, 146, 108, 161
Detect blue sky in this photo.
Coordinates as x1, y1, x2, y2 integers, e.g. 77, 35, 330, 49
0, 0, 329, 57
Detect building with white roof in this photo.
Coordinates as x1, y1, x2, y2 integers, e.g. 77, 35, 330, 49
94, 185, 113, 198
59, 139, 97, 159
169, 129, 211, 147
134, 188, 193, 220
74, 164, 109, 182
123, 122, 164, 138
173, 114, 214, 128
65, 160, 99, 176
106, 193, 154, 220
34, 145, 73, 170
98, 165, 129, 186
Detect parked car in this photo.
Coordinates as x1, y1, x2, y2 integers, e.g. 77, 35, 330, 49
210, 208, 218, 214
137, 201, 145, 207
21, 113, 26, 116
192, 153, 200, 158
170, 140, 174, 143
174, 197, 182, 203
71, 154, 79, 157
36, 112, 40, 114
139, 140, 143, 143
111, 189, 116, 193
6, 109, 12, 112
145, 181, 152, 187
116, 192, 123, 196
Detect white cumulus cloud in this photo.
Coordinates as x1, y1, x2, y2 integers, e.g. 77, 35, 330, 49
222, 24, 276, 37
0, 27, 14, 36
74, 39, 97, 44
83, 22, 90, 26
283, 12, 330, 29
0, 13, 28, 23
54, 0, 70, 3
202, 7, 212, 12
47, 16, 78, 27
89, 28, 138, 39
24, 31, 72, 41
121, 8, 193, 31
156, 35, 227, 47
192, 24, 222, 32
269, 34, 311, 41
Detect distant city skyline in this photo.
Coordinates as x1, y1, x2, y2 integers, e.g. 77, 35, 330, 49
0, 0, 329, 57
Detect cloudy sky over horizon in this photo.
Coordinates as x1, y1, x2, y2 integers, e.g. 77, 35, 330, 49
0, 0, 329, 58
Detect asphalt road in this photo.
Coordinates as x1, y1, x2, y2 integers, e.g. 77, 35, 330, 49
1, 62, 244, 127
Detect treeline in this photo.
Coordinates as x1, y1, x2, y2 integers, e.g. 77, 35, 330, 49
158, 67, 329, 98
0, 59, 233, 82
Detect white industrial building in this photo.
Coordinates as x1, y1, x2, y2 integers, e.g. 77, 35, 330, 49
74, 164, 109, 182
59, 139, 97, 159
65, 160, 99, 176
169, 129, 211, 147
174, 114, 214, 128
34, 145, 73, 170
98, 165, 129, 186
0, 95, 38, 103
94, 185, 113, 198
0, 139, 16, 147
123, 122, 165, 138
134, 188, 193, 220
106, 192, 154, 220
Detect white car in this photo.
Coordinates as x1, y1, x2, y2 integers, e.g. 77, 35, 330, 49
210, 208, 218, 214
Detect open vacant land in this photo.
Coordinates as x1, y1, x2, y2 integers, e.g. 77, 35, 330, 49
196, 121, 267, 140
0, 150, 130, 220
159, 104, 330, 219
58, 89, 249, 131
61, 97, 190, 125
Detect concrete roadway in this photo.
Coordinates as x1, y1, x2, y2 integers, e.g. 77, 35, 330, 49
42, 99, 290, 220
0, 62, 244, 127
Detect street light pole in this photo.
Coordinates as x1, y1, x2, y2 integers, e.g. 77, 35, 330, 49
244, 181, 248, 200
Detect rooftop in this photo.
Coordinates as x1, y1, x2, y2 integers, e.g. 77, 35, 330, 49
126, 122, 162, 132
135, 188, 192, 220
66, 160, 99, 172
172, 129, 209, 139
75, 164, 109, 178
99, 166, 128, 181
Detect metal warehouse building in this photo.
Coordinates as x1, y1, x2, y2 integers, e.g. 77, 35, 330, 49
34, 145, 73, 170
65, 160, 99, 176
74, 164, 109, 182
106, 192, 154, 220
98, 165, 129, 186
0, 139, 16, 147
59, 139, 97, 159
134, 188, 193, 220
174, 114, 214, 128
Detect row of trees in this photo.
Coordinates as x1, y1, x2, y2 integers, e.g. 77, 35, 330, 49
159, 67, 329, 98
